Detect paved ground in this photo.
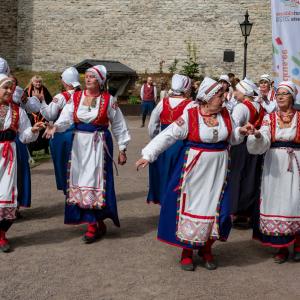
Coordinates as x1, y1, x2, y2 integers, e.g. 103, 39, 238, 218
1, 117, 300, 300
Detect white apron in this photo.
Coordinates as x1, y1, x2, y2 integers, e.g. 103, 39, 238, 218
176, 147, 228, 244
260, 113, 300, 235
68, 130, 106, 209
0, 141, 18, 209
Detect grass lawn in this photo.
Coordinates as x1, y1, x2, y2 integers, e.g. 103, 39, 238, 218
29, 149, 52, 168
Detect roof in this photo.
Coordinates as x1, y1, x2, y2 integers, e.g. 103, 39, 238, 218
73, 59, 137, 77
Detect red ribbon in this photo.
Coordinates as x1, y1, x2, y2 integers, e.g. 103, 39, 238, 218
1, 141, 14, 175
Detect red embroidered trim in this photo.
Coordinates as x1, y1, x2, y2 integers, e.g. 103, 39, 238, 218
270, 112, 276, 143
9, 103, 19, 132
181, 193, 217, 220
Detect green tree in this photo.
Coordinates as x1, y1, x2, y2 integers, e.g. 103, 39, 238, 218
181, 41, 199, 79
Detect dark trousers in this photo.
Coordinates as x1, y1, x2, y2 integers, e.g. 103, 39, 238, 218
141, 101, 155, 124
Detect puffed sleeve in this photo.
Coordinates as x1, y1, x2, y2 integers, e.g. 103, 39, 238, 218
228, 115, 246, 146
148, 100, 163, 139
40, 93, 66, 121
54, 101, 74, 132
18, 108, 39, 143
107, 96, 131, 151
261, 100, 277, 114
231, 103, 249, 127
247, 114, 271, 155
142, 107, 189, 163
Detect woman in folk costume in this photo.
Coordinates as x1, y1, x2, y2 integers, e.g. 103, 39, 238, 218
136, 77, 246, 271
258, 74, 277, 114
24, 75, 52, 155
0, 75, 44, 252
44, 65, 130, 243
247, 81, 300, 263
229, 78, 265, 226
0, 58, 40, 212
147, 74, 192, 204
40, 67, 81, 194
219, 74, 237, 114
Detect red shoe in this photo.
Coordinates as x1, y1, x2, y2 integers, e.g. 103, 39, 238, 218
82, 221, 107, 244
0, 231, 10, 253
180, 249, 194, 271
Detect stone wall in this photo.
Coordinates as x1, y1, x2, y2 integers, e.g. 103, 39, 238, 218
14, 0, 272, 80
0, 0, 18, 68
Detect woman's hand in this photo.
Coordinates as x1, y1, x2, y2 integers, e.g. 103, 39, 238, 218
32, 90, 44, 102
42, 123, 57, 139
31, 121, 45, 133
118, 151, 127, 165
239, 122, 254, 136
253, 129, 262, 139
136, 158, 149, 171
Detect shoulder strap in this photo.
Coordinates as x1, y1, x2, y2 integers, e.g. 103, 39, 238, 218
220, 107, 232, 138
242, 100, 257, 124
73, 90, 83, 123
61, 91, 72, 103
187, 107, 201, 142
254, 104, 265, 129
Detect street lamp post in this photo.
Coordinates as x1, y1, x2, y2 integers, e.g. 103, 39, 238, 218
240, 10, 253, 79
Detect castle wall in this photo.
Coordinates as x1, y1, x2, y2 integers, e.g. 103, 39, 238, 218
0, 0, 18, 68
16, 0, 272, 80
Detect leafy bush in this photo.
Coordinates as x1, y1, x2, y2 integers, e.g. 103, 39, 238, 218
180, 41, 200, 79
128, 96, 141, 105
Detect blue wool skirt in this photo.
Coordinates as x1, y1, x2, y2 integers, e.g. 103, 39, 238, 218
64, 124, 120, 227
49, 126, 74, 194
147, 124, 184, 204
15, 137, 31, 207
157, 141, 232, 249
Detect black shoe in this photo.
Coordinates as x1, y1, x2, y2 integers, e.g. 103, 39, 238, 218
140, 124, 145, 128
0, 241, 10, 253
82, 234, 98, 244
293, 251, 300, 262
203, 260, 217, 270
274, 250, 289, 264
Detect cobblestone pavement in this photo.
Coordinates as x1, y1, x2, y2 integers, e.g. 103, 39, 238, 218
1, 117, 300, 300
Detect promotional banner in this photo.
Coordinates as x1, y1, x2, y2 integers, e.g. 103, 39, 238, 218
272, 0, 300, 103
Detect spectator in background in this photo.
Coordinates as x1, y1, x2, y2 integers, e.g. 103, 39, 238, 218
228, 73, 235, 85
140, 77, 157, 127
191, 80, 200, 100
159, 82, 168, 101
24, 75, 52, 155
